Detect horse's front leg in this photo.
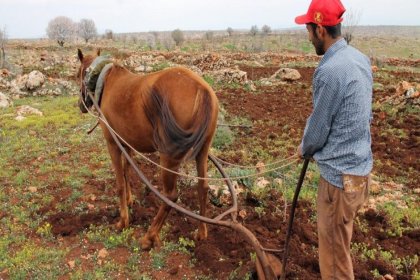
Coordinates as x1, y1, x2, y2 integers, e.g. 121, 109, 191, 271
140, 156, 179, 250
122, 154, 134, 207
107, 142, 129, 230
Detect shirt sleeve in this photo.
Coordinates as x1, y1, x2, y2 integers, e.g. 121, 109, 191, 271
301, 79, 342, 158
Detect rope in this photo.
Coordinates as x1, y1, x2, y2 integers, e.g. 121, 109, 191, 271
80, 92, 299, 182
211, 153, 298, 169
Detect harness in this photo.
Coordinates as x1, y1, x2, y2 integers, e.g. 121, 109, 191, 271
84, 55, 113, 106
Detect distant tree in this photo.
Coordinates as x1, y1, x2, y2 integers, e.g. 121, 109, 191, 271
226, 27, 234, 37
171, 29, 184, 46
104, 29, 114, 40
0, 27, 6, 68
343, 9, 362, 45
150, 31, 160, 46
262, 25, 272, 35
150, 31, 159, 40
131, 35, 138, 44
249, 25, 259, 36
78, 19, 97, 43
46, 16, 75, 46
145, 34, 156, 50
204, 31, 214, 41
162, 35, 175, 50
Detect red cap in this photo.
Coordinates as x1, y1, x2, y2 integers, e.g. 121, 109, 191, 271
295, 0, 346, 26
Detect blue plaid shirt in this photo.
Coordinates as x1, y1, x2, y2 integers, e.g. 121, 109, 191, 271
301, 38, 373, 188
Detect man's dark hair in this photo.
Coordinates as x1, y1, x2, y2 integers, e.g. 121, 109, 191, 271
308, 22, 342, 39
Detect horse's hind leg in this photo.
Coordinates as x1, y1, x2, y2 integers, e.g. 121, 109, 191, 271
195, 141, 211, 241
140, 155, 180, 250
107, 142, 130, 230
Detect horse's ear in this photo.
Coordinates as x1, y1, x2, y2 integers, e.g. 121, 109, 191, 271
96, 48, 101, 56
77, 49, 83, 62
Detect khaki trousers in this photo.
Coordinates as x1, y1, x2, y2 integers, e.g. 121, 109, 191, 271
317, 175, 369, 280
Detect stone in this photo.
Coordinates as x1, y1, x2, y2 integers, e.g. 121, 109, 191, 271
26, 70, 45, 90
369, 180, 381, 195
0, 92, 12, 108
210, 68, 248, 84
16, 105, 43, 117
97, 248, 108, 259
67, 260, 76, 269
271, 68, 301, 81
256, 162, 265, 173
255, 177, 270, 190
396, 81, 412, 96
28, 187, 38, 193
134, 65, 153, 73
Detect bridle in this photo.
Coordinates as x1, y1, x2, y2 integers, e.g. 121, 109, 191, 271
78, 66, 94, 112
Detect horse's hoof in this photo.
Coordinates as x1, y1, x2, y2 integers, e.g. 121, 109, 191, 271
140, 235, 161, 250
115, 219, 128, 231
195, 225, 208, 241
127, 199, 134, 207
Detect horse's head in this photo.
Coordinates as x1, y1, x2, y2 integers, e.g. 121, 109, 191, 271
76, 48, 100, 113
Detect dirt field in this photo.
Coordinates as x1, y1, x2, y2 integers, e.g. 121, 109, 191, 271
0, 44, 419, 279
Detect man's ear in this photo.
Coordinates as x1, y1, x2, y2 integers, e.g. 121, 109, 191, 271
316, 24, 326, 39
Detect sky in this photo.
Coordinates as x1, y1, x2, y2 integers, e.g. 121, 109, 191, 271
0, 0, 419, 39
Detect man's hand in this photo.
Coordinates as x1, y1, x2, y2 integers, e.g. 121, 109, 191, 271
297, 144, 303, 159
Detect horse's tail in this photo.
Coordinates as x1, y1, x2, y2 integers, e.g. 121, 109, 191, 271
144, 86, 215, 160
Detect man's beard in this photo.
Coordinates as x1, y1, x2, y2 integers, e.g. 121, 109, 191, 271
314, 39, 325, 55
312, 33, 325, 56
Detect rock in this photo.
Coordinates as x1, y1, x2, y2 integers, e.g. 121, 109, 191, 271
413, 188, 420, 194
260, 78, 273, 86
271, 68, 301, 81
26, 70, 45, 90
134, 65, 153, 73
210, 68, 248, 84
238, 209, 247, 219
255, 177, 270, 190
192, 53, 230, 71
12, 75, 28, 91
0, 92, 12, 108
384, 274, 394, 280
15, 105, 43, 120
274, 178, 283, 187
28, 187, 38, 193
245, 81, 256, 91
97, 248, 108, 259
369, 179, 381, 195
67, 260, 76, 269
396, 81, 412, 96
256, 162, 265, 173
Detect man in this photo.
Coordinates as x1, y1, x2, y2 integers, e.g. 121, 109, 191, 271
295, 0, 373, 279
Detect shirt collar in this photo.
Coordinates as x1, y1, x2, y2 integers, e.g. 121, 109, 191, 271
319, 38, 347, 65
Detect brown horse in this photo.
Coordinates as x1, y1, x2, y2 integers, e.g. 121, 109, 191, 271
77, 49, 219, 250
